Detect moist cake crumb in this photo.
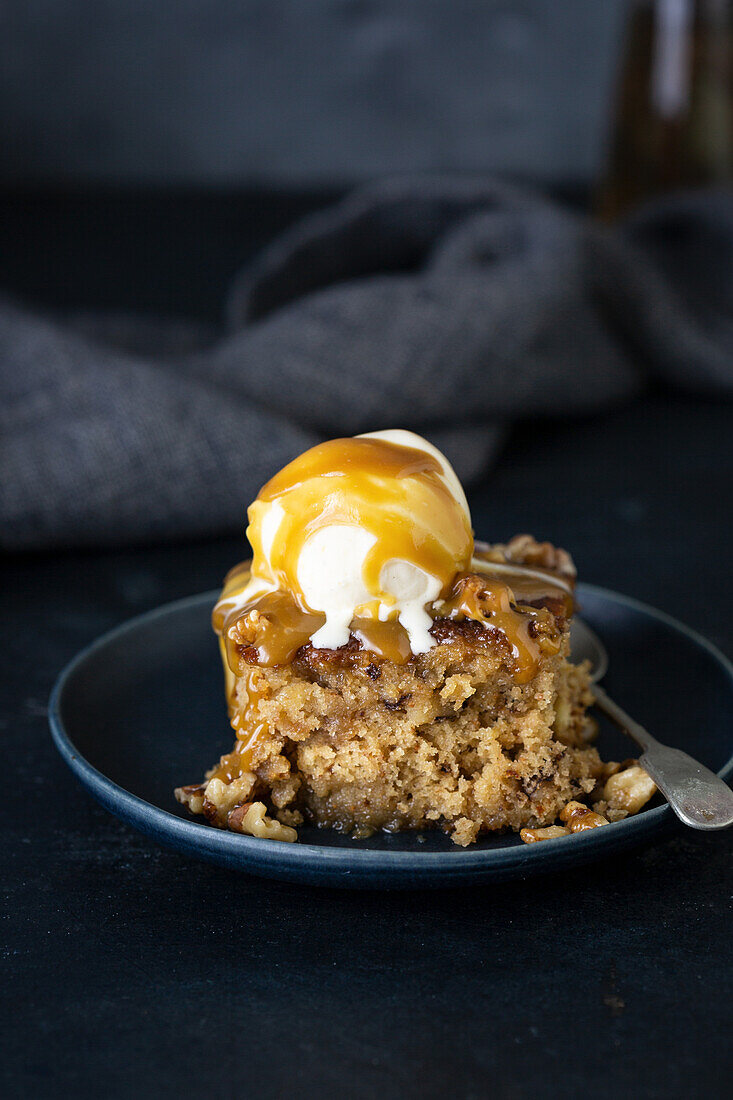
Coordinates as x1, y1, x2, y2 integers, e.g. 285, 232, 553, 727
175, 535, 637, 847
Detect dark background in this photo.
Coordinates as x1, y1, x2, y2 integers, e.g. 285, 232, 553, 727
1, 3, 731, 1098
1, 2, 624, 189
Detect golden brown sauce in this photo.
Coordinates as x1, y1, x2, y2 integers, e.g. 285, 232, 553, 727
213, 560, 570, 686
207, 665, 271, 782
439, 575, 562, 684
211, 559, 256, 635
247, 436, 473, 609
217, 582, 414, 667
473, 566, 574, 619
350, 616, 413, 664
233, 590, 323, 666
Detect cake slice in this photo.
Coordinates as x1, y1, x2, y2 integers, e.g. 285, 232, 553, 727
178, 535, 605, 846
176, 431, 654, 846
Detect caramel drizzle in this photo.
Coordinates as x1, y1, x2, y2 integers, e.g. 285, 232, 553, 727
438, 576, 563, 683
214, 561, 570, 675
207, 665, 271, 783
247, 436, 473, 610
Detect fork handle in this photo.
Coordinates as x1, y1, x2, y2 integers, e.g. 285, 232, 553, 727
592, 685, 733, 831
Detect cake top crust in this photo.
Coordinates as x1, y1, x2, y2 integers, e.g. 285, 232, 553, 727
213, 535, 576, 685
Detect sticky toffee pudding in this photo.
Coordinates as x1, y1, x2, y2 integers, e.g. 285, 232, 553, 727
176, 432, 655, 846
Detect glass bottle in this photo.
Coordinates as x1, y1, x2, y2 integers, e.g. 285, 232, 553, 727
598, 0, 733, 219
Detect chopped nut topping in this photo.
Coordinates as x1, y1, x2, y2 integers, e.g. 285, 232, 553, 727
602, 765, 657, 815
520, 825, 570, 844
600, 758, 638, 780
174, 783, 206, 815
189, 773, 258, 827
227, 801, 297, 842
560, 800, 609, 831
480, 534, 577, 582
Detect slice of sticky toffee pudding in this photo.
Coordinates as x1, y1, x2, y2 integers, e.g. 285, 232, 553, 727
176, 432, 654, 846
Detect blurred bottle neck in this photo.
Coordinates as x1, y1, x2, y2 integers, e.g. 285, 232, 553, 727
598, 0, 733, 220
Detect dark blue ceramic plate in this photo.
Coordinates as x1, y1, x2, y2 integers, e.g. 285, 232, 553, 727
49, 585, 733, 888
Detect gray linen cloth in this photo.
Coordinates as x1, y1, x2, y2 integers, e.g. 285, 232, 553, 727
1, 177, 732, 550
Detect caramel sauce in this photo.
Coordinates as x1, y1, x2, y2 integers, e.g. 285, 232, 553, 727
217, 583, 414, 667
207, 665, 271, 782
213, 560, 571, 685
350, 616, 413, 664
247, 436, 473, 608
473, 566, 574, 619
439, 574, 562, 684
232, 590, 323, 666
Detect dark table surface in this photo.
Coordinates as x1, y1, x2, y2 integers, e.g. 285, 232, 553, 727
2, 191, 731, 1100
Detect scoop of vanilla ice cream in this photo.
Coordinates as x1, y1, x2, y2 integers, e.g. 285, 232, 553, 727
243, 429, 473, 653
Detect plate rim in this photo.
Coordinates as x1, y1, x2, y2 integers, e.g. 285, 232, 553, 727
48, 584, 733, 877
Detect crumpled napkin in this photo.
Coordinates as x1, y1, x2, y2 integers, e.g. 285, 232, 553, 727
1, 176, 731, 549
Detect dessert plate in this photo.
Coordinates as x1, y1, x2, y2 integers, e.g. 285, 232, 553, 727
49, 586, 733, 888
